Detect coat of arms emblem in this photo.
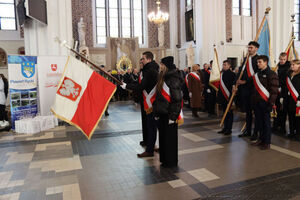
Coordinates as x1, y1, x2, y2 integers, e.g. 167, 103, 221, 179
21, 62, 35, 78
57, 77, 82, 101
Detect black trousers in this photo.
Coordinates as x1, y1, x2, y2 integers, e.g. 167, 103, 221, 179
254, 101, 272, 144
221, 103, 233, 131
242, 94, 253, 134
288, 110, 300, 135
140, 101, 148, 143
158, 114, 178, 167
145, 112, 158, 153
0, 105, 5, 121
206, 91, 216, 114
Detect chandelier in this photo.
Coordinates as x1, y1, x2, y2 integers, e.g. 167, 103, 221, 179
148, 0, 169, 25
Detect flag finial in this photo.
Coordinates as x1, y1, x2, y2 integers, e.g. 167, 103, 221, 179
265, 7, 271, 14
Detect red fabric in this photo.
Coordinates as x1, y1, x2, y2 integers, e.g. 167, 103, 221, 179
205, 69, 211, 74
220, 85, 229, 101
253, 75, 268, 102
246, 60, 252, 78
210, 81, 220, 91
161, 88, 171, 102
286, 77, 298, 102
71, 72, 116, 138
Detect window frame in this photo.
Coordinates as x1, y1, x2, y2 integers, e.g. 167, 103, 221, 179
0, 0, 17, 31
232, 0, 252, 17
94, 0, 145, 46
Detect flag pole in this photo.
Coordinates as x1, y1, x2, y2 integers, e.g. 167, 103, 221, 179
54, 37, 122, 85
220, 7, 271, 127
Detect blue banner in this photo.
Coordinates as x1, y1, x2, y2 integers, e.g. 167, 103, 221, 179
257, 19, 270, 59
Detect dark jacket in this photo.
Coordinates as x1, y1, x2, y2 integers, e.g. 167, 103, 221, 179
126, 61, 159, 93
277, 61, 290, 98
237, 54, 259, 96
252, 66, 279, 107
287, 72, 300, 112
153, 69, 183, 121
217, 69, 236, 104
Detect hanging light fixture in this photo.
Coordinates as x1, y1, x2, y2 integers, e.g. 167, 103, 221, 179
148, 0, 169, 25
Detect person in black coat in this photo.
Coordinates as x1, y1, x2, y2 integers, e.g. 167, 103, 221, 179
217, 60, 236, 135
236, 41, 260, 138
202, 62, 216, 116
153, 56, 183, 167
286, 59, 300, 140
121, 51, 159, 157
273, 52, 290, 135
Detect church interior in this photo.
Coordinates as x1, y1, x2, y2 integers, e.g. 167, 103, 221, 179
0, 0, 300, 199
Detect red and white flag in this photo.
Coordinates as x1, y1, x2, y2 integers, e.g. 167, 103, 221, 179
209, 48, 221, 91
51, 56, 116, 139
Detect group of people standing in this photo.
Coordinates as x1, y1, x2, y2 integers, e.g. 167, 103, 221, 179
121, 52, 182, 167
119, 41, 300, 167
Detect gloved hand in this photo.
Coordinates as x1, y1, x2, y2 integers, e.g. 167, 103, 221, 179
280, 98, 283, 104
189, 92, 192, 98
154, 117, 159, 121
168, 119, 176, 124
297, 101, 300, 107
207, 89, 211, 93
120, 83, 127, 89
278, 87, 281, 93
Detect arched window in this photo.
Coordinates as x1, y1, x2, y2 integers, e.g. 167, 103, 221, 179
0, 0, 16, 30
295, 0, 299, 40
232, 0, 252, 16
95, 0, 145, 45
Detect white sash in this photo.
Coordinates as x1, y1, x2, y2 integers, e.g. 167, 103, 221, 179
253, 73, 269, 102
189, 72, 201, 81
220, 73, 230, 100
286, 76, 299, 102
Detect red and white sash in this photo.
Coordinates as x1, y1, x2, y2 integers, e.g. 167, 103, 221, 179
138, 72, 143, 84
161, 82, 184, 125
143, 87, 156, 114
242, 56, 254, 78
189, 72, 201, 82
139, 71, 156, 113
204, 68, 211, 74
286, 76, 300, 116
253, 73, 269, 102
286, 77, 299, 102
185, 74, 189, 88
220, 73, 230, 101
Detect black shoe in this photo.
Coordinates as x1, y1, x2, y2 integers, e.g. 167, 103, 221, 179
250, 132, 258, 141
238, 131, 251, 137
224, 130, 232, 135
105, 111, 109, 116
217, 129, 226, 134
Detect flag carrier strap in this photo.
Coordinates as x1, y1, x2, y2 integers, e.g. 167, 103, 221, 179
54, 37, 122, 85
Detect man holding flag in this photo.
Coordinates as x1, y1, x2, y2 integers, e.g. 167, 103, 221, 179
236, 41, 260, 138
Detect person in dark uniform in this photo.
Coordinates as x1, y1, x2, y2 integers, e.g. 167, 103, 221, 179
217, 60, 236, 135
251, 55, 279, 150
272, 52, 290, 135
153, 56, 183, 167
136, 59, 148, 147
236, 41, 260, 138
121, 51, 159, 157
286, 59, 300, 140
202, 62, 216, 117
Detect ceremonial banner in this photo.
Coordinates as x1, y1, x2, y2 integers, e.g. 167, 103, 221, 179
257, 17, 275, 68
209, 48, 221, 91
285, 36, 299, 61
51, 56, 116, 139
37, 56, 67, 116
8, 55, 38, 129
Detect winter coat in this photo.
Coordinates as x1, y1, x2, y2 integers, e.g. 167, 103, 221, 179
188, 71, 204, 108
153, 69, 183, 121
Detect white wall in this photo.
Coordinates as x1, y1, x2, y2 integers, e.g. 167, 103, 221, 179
24, 0, 73, 56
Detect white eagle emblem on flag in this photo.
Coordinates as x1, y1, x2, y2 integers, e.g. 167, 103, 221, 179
57, 77, 82, 101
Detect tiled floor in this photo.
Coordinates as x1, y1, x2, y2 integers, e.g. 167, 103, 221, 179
0, 101, 299, 200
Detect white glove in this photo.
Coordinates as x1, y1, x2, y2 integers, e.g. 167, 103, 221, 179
278, 87, 281, 93
280, 98, 283, 104
207, 89, 211, 93
120, 83, 127, 89
189, 92, 192, 98
168, 119, 176, 124
297, 101, 300, 107
154, 117, 159, 120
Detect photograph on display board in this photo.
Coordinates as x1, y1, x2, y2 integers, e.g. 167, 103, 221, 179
11, 93, 21, 100
29, 91, 37, 98
21, 100, 30, 107
21, 91, 29, 99
12, 100, 21, 108
30, 99, 37, 106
